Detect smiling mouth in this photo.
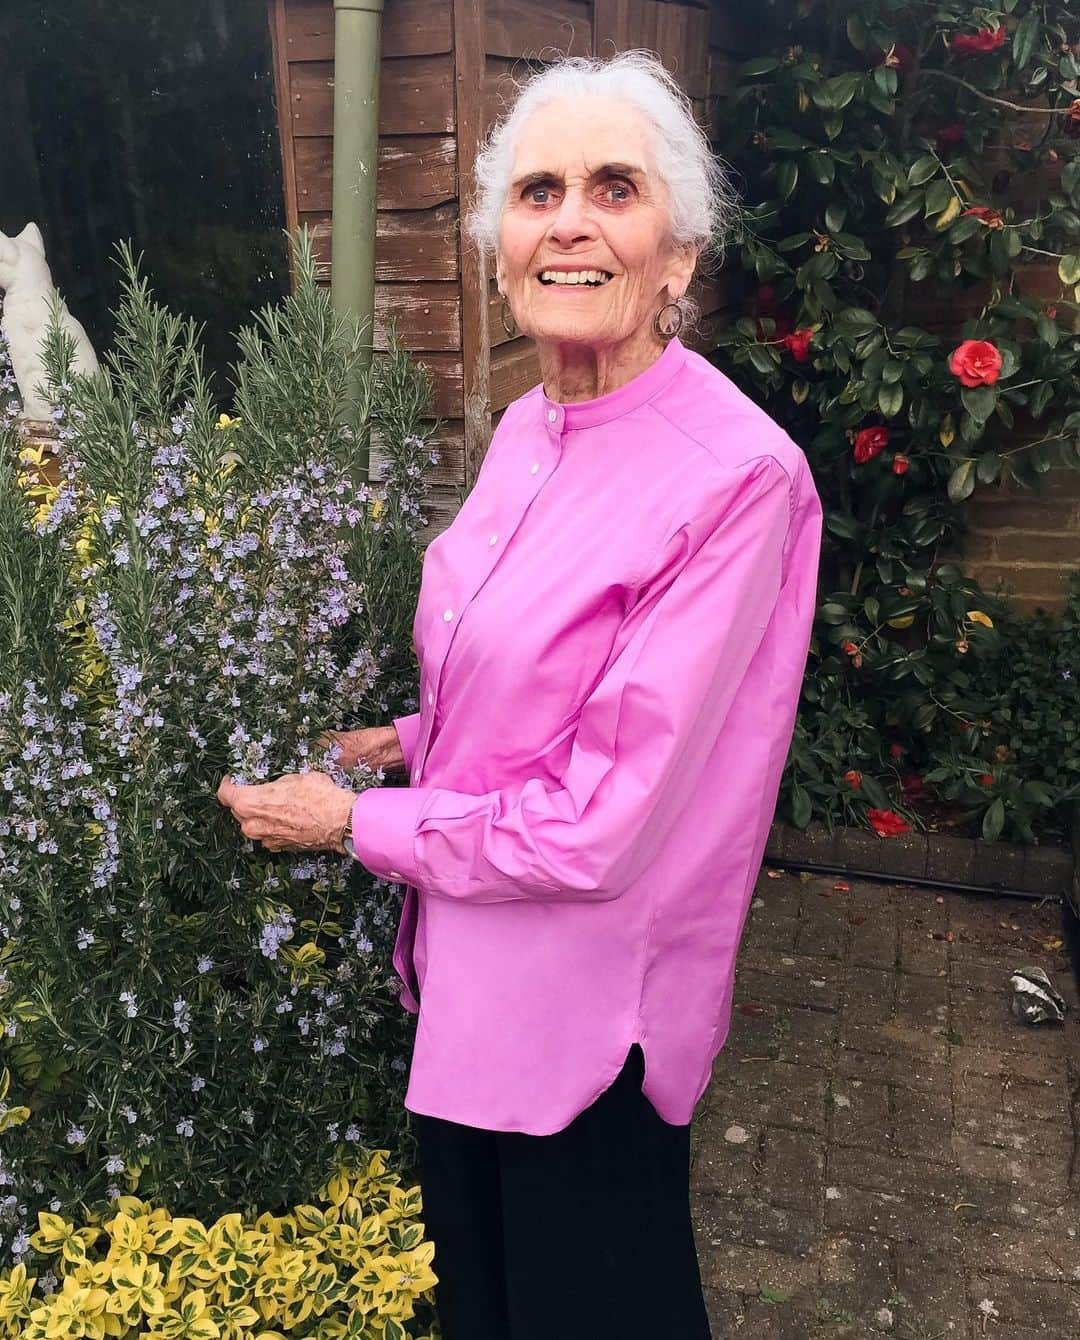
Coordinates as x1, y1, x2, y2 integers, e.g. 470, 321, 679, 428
537, 269, 614, 286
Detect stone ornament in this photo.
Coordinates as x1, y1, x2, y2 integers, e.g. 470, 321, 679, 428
0, 222, 99, 422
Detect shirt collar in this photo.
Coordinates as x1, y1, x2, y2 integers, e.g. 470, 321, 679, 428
539, 337, 689, 433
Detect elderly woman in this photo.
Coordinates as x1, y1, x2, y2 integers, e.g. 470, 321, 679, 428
219, 49, 822, 1340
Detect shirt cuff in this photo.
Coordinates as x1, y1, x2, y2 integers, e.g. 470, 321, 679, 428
391, 711, 421, 774
348, 784, 428, 886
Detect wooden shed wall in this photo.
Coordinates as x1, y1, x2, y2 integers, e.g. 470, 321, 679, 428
267, 0, 748, 541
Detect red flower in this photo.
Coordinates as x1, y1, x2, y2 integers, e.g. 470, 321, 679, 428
867, 808, 912, 838
843, 769, 863, 790
962, 205, 1005, 230
782, 328, 814, 362
935, 122, 965, 150
979, 773, 995, 786
853, 426, 890, 464
1065, 102, 1080, 140
892, 454, 910, 476
842, 640, 858, 655
951, 28, 1006, 57
949, 339, 1003, 387
889, 743, 905, 759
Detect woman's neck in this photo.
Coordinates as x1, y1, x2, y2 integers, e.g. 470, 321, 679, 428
536, 326, 668, 404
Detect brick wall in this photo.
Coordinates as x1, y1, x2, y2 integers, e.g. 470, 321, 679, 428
957, 468, 1080, 617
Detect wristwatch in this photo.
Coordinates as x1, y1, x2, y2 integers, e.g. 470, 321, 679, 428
340, 807, 356, 859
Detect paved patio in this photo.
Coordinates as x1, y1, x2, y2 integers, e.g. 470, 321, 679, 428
691, 866, 1080, 1339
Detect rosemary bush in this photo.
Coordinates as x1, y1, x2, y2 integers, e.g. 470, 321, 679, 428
0, 235, 437, 1273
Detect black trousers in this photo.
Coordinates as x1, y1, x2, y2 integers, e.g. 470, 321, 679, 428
412, 1043, 712, 1340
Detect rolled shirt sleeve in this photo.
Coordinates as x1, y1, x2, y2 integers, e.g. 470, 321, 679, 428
349, 455, 794, 903
391, 711, 421, 775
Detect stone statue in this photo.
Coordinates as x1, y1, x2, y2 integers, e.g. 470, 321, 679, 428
0, 222, 99, 422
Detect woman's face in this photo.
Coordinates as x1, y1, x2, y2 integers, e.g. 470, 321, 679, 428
495, 96, 697, 350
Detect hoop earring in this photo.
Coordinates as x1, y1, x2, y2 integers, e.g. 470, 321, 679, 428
500, 297, 517, 338
653, 301, 684, 340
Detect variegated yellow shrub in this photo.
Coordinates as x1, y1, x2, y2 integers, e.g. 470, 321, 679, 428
1, 1150, 441, 1340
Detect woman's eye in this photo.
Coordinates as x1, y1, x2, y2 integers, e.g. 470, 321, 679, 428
528, 186, 552, 204
602, 180, 632, 203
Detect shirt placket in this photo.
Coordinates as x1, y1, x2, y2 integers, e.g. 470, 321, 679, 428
390, 402, 567, 994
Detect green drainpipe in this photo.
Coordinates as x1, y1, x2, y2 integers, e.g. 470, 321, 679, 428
331, 0, 384, 472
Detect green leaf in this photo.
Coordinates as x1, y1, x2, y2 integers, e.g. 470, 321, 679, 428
878, 384, 903, 417
846, 13, 868, 50
738, 57, 780, 79
748, 344, 780, 375
808, 151, 836, 185
873, 64, 898, 96
912, 702, 937, 732
908, 155, 938, 187
948, 215, 983, 243
1036, 314, 1059, 347
923, 180, 953, 218
1058, 255, 1080, 286
777, 160, 799, 203
976, 452, 1002, 484
947, 459, 976, 503
982, 797, 1005, 843
1012, 9, 1041, 70
885, 193, 924, 227
824, 511, 861, 540
860, 774, 890, 808
961, 386, 997, 423
825, 202, 847, 232
791, 784, 812, 829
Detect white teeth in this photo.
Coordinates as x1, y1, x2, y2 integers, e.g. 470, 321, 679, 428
539, 269, 611, 285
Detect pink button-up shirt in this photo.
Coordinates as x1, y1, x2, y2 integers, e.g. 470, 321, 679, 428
350, 337, 822, 1134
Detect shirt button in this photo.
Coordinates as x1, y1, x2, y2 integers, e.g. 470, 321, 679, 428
443, 607, 453, 621
389, 869, 402, 879
530, 462, 539, 475
488, 532, 498, 546
547, 408, 557, 422
413, 769, 420, 783
427, 690, 433, 705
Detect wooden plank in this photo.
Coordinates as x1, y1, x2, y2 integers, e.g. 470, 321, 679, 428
594, 0, 708, 96
289, 53, 456, 137
408, 352, 465, 417
486, 0, 593, 59
490, 337, 541, 411
383, 0, 454, 56
283, 0, 333, 61
284, 0, 452, 59
483, 56, 527, 128
302, 205, 459, 281
293, 135, 457, 211
371, 282, 461, 351
454, 0, 492, 485
267, 0, 300, 271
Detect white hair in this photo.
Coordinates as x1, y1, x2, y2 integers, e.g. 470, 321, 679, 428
466, 50, 740, 316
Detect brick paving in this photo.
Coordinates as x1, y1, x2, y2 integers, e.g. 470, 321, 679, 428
691, 867, 1080, 1339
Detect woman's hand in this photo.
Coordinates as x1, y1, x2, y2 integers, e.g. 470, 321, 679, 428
319, 724, 405, 774
216, 772, 356, 854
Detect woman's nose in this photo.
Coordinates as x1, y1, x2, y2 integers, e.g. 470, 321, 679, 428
546, 188, 598, 248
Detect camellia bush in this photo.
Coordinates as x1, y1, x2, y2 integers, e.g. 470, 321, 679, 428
715, 0, 1080, 842
0, 233, 441, 1338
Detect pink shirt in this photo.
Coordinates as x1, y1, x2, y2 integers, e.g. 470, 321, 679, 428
350, 337, 822, 1134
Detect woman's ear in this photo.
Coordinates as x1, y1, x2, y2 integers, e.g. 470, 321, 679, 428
665, 244, 700, 303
